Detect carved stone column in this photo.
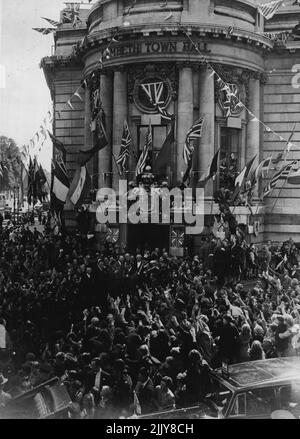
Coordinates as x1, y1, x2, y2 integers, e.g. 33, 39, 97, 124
84, 84, 93, 178
112, 68, 128, 191
199, 67, 215, 198
246, 75, 260, 196
99, 70, 113, 189
176, 63, 194, 182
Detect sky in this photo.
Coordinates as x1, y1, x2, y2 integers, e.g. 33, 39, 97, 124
0, 0, 89, 170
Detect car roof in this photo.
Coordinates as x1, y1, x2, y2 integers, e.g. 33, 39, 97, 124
213, 357, 300, 389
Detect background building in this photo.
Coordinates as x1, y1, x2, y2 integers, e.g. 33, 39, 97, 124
42, 0, 300, 252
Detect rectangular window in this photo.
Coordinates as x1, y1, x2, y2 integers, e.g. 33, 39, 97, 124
278, 383, 300, 418
230, 393, 246, 417
246, 388, 277, 417
219, 127, 240, 192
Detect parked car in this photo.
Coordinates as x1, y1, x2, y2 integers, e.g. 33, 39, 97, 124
134, 357, 300, 419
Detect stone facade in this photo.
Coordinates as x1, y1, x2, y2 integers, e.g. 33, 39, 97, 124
41, 0, 300, 249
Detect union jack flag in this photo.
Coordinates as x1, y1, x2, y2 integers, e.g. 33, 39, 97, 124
263, 161, 297, 198
183, 116, 205, 166
106, 228, 119, 244
116, 121, 132, 174
171, 229, 185, 248
223, 84, 241, 118
258, 0, 284, 20
155, 104, 175, 123
62, 3, 81, 28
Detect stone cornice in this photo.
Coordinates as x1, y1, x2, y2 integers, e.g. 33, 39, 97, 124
41, 55, 84, 70
77, 24, 273, 59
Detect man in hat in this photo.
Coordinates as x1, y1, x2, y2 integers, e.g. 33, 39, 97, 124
0, 373, 11, 408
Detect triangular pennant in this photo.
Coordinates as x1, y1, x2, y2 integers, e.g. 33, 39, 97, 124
67, 99, 75, 110
74, 90, 83, 101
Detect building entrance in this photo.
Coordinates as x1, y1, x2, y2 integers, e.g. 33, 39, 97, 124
127, 224, 170, 252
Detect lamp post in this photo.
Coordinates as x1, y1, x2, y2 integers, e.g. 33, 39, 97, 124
13, 186, 16, 224
13, 185, 20, 225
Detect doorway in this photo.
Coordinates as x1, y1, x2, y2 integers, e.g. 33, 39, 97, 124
127, 224, 170, 252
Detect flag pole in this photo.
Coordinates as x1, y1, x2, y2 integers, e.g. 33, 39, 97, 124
210, 173, 219, 216
282, 122, 297, 166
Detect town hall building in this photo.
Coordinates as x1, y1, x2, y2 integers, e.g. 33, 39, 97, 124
42, 0, 300, 253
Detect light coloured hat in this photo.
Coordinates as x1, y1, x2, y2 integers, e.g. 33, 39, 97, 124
0, 374, 8, 386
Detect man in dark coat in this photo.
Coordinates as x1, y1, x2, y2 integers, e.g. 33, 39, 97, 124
216, 314, 239, 364
213, 241, 231, 286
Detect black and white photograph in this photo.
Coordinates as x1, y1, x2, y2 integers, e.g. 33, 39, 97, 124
1, 0, 300, 425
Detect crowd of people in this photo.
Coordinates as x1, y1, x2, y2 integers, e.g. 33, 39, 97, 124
0, 215, 300, 418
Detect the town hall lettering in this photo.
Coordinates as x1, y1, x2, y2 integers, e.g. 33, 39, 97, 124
109, 40, 209, 58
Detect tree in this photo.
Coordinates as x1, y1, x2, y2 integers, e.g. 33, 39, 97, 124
0, 136, 21, 191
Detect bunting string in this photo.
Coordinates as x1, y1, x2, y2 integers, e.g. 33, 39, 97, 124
23, 104, 54, 165
178, 23, 299, 152
64, 2, 298, 152
45, 0, 300, 184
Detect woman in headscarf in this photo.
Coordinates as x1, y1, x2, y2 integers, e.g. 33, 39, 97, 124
249, 340, 266, 361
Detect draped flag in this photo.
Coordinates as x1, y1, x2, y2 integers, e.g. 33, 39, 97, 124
255, 156, 272, 180
183, 117, 205, 166
231, 155, 257, 204
27, 157, 37, 206
258, 0, 284, 20
62, 3, 81, 27
287, 166, 300, 185
182, 117, 205, 184
263, 161, 297, 199
116, 120, 132, 174
223, 84, 241, 118
20, 161, 28, 203
69, 166, 91, 207
153, 119, 175, 175
79, 108, 108, 166
52, 162, 69, 205
49, 134, 69, 207
200, 150, 220, 184
135, 120, 152, 177
35, 164, 48, 203
155, 104, 175, 123
49, 132, 66, 161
